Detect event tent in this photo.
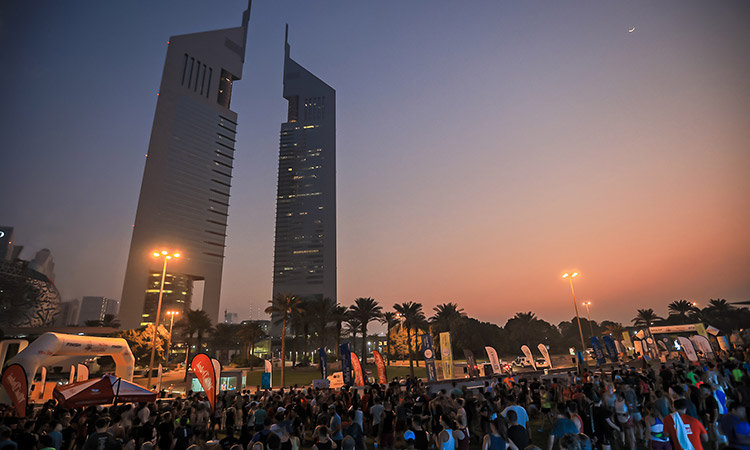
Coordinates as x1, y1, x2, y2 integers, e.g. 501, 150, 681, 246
53, 374, 156, 408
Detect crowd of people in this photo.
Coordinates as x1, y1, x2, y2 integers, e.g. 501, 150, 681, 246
2, 349, 750, 450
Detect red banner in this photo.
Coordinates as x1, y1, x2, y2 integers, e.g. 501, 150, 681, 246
191, 354, 216, 411
1, 364, 28, 417
350, 352, 364, 386
373, 350, 387, 385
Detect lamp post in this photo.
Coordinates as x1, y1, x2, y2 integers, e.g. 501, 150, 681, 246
582, 301, 594, 338
165, 310, 179, 366
147, 250, 180, 390
562, 272, 587, 359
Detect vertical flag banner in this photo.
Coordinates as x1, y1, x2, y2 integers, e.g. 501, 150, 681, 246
318, 348, 328, 379
463, 349, 478, 377
76, 364, 89, 382
622, 331, 633, 351
694, 323, 708, 337
634, 340, 644, 356
421, 334, 438, 382
591, 337, 607, 365
537, 344, 552, 368
373, 350, 387, 384
520, 345, 536, 370
68, 365, 75, 384
689, 335, 713, 356
677, 337, 699, 363
717, 336, 730, 352
602, 336, 619, 363
211, 358, 221, 393
262, 359, 272, 389
1, 364, 28, 417
485, 346, 501, 374
156, 364, 163, 393
439, 332, 453, 380
350, 352, 365, 386
190, 354, 216, 411
340, 343, 354, 386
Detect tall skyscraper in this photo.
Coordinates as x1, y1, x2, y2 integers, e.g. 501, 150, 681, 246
78, 296, 120, 325
271, 27, 337, 332
120, 3, 251, 329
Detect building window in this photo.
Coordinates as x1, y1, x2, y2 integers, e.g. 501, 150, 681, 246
206, 67, 213, 97
181, 53, 188, 85
217, 69, 234, 108
188, 57, 195, 88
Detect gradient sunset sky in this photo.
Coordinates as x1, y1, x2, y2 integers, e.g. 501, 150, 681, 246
1, 0, 748, 327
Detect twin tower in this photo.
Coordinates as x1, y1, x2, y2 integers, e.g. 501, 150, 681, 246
119, 3, 336, 330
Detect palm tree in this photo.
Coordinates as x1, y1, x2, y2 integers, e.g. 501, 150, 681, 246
238, 322, 266, 360
308, 297, 336, 351
393, 301, 427, 378
178, 309, 213, 381
380, 311, 400, 363
603, 322, 624, 336
431, 302, 466, 332
631, 308, 664, 328
330, 304, 348, 356
349, 297, 383, 363
211, 323, 241, 363
265, 293, 303, 387
345, 316, 361, 354
707, 299, 733, 315
668, 300, 696, 323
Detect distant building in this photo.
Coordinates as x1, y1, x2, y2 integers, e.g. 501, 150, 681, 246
224, 310, 239, 324
271, 27, 337, 334
78, 297, 119, 325
142, 273, 192, 325
120, 3, 252, 329
0, 230, 60, 328
28, 248, 55, 283
55, 299, 80, 326
0, 226, 15, 261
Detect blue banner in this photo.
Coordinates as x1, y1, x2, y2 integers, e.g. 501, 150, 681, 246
602, 336, 619, 363
591, 337, 607, 365
340, 343, 354, 386
318, 348, 328, 379
261, 372, 271, 389
421, 334, 438, 382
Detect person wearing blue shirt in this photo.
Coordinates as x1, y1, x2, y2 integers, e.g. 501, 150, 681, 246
548, 404, 579, 450
719, 402, 750, 450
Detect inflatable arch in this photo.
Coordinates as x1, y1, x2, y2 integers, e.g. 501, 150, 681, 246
7, 333, 135, 389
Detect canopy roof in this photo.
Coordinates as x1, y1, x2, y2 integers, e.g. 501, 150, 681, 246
53, 374, 156, 408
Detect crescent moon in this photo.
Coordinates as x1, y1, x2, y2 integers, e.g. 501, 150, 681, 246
628, 27, 636, 33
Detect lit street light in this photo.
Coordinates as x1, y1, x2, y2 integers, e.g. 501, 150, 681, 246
147, 250, 181, 389
562, 272, 587, 363
165, 310, 180, 365
582, 301, 594, 338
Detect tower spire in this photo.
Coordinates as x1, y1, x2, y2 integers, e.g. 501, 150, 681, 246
241, 0, 252, 61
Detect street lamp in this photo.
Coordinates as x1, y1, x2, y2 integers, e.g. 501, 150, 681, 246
582, 301, 594, 338
562, 272, 587, 361
165, 310, 180, 365
147, 250, 181, 389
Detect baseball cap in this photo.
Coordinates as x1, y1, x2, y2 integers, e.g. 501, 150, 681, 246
404, 431, 415, 441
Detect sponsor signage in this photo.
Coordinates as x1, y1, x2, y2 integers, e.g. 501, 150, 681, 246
190, 354, 216, 411
421, 334, 438, 382
1, 364, 28, 417
373, 350, 387, 384
440, 332, 453, 380
340, 343, 354, 386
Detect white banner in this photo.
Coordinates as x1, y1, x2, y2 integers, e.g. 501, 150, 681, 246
76, 364, 89, 382
156, 364, 163, 393
689, 335, 713, 355
520, 345, 536, 370
677, 337, 698, 362
537, 344, 552, 368
211, 358, 221, 393
485, 346, 501, 374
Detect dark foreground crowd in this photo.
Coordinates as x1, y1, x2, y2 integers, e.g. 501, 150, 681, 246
2, 350, 750, 450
